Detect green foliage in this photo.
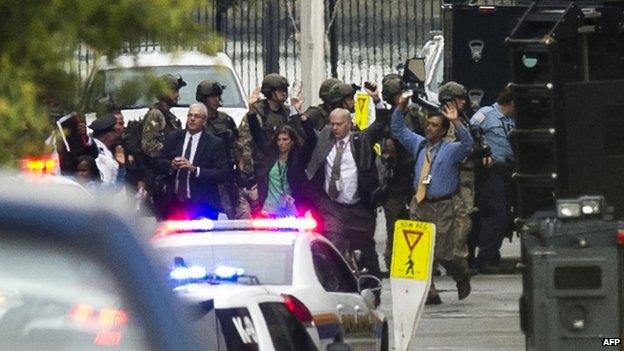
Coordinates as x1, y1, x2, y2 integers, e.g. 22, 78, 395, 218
0, 0, 223, 166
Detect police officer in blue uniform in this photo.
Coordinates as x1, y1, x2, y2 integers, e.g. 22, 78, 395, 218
470, 86, 515, 274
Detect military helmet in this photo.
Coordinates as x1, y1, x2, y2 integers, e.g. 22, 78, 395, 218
261, 73, 289, 97
196, 80, 225, 101
438, 81, 467, 103
381, 74, 405, 103
326, 82, 356, 107
161, 74, 187, 91
319, 78, 342, 101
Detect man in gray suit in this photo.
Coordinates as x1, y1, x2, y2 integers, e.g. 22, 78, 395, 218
306, 108, 388, 278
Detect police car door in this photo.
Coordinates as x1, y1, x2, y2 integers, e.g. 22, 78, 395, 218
310, 241, 376, 350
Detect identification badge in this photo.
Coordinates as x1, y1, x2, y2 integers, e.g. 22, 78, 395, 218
422, 175, 432, 185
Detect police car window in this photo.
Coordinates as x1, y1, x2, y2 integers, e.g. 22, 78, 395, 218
311, 242, 358, 293
192, 305, 259, 351
0, 238, 149, 351
100, 65, 245, 109
259, 302, 317, 351
157, 244, 293, 285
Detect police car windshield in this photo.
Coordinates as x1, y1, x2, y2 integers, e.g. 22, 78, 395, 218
157, 244, 293, 285
99, 65, 246, 109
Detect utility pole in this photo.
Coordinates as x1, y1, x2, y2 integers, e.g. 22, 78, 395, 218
300, 0, 325, 107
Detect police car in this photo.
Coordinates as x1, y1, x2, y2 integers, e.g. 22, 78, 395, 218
151, 217, 389, 351
171, 269, 320, 351
92, 51, 249, 126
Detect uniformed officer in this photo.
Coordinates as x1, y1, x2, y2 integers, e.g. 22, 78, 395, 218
141, 74, 186, 217
89, 114, 125, 184
380, 74, 424, 269
196, 79, 250, 219
325, 82, 357, 113
470, 86, 515, 274
237, 73, 304, 197
304, 77, 342, 130
438, 82, 476, 265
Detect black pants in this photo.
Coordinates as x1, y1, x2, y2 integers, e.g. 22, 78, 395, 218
474, 169, 512, 268
319, 197, 381, 277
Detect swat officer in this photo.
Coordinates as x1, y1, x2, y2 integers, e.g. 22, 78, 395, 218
196, 79, 250, 219
380, 74, 424, 269
304, 77, 342, 130
141, 74, 186, 217
470, 86, 515, 274
237, 73, 304, 197
326, 82, 357, 113
438, 81, 476, 266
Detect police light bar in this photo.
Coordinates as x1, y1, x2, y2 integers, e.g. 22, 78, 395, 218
20, 157, 57, 176
155, 216, 317, 236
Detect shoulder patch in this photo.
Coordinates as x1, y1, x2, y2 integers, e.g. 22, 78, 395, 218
471, 112, 486, 124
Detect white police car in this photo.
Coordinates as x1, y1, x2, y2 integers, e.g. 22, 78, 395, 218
173, 278, 319, 351
92, 51, 249, 126
152, 217, 388, 351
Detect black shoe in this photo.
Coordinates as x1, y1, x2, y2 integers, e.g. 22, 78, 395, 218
425, 294, 442, 305
479, 264, 502, 275
457, 276, 472, 300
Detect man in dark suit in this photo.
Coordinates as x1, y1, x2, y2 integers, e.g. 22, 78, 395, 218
306, 108, 388, 278
156, 103, 229, 220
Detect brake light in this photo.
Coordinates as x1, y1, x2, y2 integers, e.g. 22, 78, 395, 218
20, 157, 57, 175
616, 230, 624, 246
282, 294, 314, 326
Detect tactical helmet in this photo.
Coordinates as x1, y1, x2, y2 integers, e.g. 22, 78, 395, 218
438, 81, 467, 104
326, 83, 356, 107
161, 74, 187, 91
319, 78, 342, 101
260, 73, 289, 97
196, 80, 225, 102
381, 74, 405, 103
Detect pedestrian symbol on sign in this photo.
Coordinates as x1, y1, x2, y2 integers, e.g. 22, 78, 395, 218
403, 230, 423, 276
390, 220, 435, 280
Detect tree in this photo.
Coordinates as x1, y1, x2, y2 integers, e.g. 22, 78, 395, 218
0, 0, 222, 166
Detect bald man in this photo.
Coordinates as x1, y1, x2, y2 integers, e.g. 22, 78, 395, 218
306, 108, 389, 282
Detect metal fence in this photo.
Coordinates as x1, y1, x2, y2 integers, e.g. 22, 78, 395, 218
79, 0, 517, 97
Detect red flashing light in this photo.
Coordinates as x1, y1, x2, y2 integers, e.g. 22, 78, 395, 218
617, 230, 624, 246
282, 294, 314, 326
21, 157, 57, 175
154, 219, 215, 237
69, 304, 129, 328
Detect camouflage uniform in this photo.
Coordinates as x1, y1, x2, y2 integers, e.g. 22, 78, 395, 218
206, 111, 251, 219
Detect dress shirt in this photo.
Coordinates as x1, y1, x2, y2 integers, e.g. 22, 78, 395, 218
470, 103, 515, 165
391, 108, 474, 198
324, 133, 359, 204
93, 138, 119, 183
175, 131, 202, 199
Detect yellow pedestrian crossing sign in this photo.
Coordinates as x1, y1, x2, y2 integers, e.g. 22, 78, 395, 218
390, 220, 435, 280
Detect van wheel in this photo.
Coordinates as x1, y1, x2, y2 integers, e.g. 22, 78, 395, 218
380, 322, 389, 351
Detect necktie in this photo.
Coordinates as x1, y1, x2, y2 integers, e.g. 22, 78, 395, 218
415, 147, 432, 203
328, 140, 346, 200
176, 135, 193, 201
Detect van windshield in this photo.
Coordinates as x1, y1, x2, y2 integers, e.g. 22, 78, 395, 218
98, 65, 246, 109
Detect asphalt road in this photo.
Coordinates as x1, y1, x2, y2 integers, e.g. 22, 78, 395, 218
374, 209, 525, 351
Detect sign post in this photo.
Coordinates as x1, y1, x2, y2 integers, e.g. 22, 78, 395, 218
390, 219, 436, 351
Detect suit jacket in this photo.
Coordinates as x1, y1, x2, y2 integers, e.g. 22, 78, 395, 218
305, 113, 389, 210
156, 129, 229, 211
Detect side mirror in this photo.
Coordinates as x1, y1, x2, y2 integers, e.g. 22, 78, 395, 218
360, 288, 376, 310
326, 334, 352, 351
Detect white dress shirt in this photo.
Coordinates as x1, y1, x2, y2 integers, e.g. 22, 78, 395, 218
94, 138, 119, 183
324, 133, 359, 204
175, 131, 202, 199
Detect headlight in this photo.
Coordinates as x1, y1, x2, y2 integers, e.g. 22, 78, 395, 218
580, 198, 602, 215
556, 201, 581, 218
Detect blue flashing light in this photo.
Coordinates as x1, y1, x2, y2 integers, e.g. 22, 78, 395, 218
214, 266, 245, 281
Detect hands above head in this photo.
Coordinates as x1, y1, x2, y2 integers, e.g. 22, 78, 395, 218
397, 94, 410, 112
364, 81, 380, 103
291, 92, 305, 115
249, 86, 261, 105
441, 102, 459, 122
